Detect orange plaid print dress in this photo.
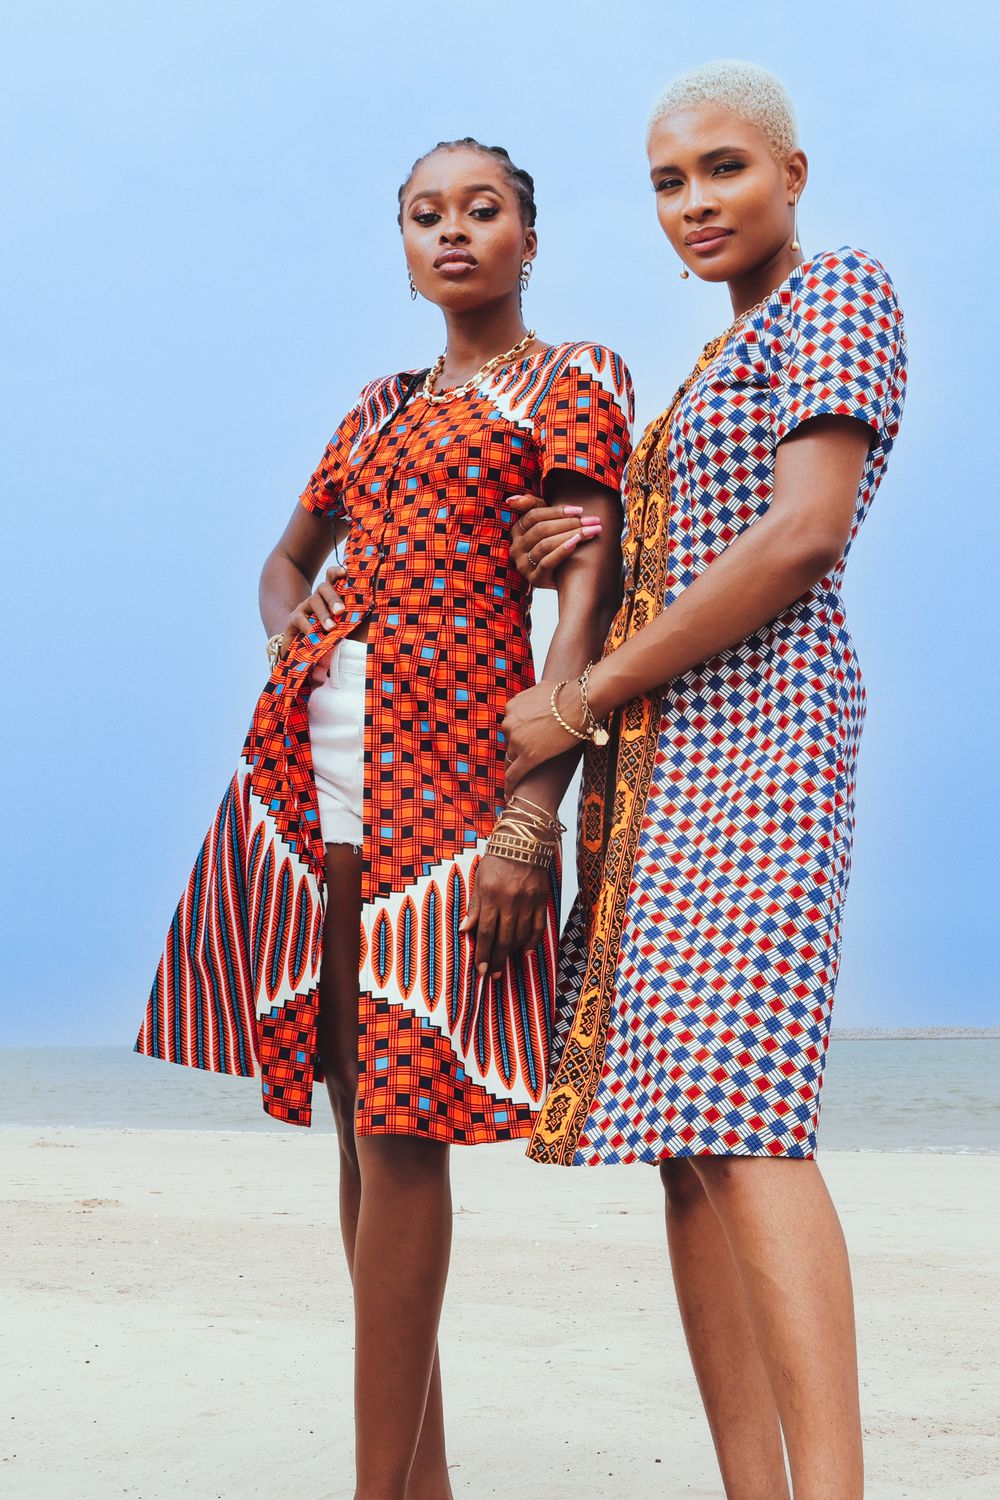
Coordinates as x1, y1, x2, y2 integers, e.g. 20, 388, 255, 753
136, 342, 633, 1138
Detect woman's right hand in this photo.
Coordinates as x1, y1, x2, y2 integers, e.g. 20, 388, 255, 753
280, 562, 348, 653
508, 493, 603, 588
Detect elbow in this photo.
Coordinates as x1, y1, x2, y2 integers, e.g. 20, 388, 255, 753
563, 578, 621, 642
593, 574, 624, 627
784, 527, 848, 588
260, 540, 290, 587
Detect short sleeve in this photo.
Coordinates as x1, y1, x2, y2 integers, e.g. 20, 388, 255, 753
771, 250, 906, 448
535, 344, 634, 493
298, 402, 364, 522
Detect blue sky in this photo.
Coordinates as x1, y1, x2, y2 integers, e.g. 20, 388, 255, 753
2, 0, 997, 1042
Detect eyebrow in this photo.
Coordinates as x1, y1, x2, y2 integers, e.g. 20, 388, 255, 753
407, 182, 506, 201
649, 146, 747, 179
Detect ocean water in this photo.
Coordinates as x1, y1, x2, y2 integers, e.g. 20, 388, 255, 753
0, 1041, 997, 1153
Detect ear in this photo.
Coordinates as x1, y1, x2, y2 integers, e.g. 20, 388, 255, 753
786, 149, 808, 199
522, 226, 539, 262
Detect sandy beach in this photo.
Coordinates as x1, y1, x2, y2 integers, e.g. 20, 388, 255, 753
2, 1127, 996, 1500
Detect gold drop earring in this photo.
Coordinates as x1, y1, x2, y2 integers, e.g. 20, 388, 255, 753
679, 264, 689, 280
791, 194, 801, 252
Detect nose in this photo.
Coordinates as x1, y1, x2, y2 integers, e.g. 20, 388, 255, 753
439, 221, 470, 244
682, 177, 719, 223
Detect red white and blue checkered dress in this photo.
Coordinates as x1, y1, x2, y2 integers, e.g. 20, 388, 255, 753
529, 249, 908, 1166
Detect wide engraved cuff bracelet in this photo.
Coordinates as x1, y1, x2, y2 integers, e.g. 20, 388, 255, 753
485, 831, 557, 869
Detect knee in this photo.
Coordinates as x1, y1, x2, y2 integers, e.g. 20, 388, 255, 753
690, 1154, 754, 1201
659, 1158, 705, 1213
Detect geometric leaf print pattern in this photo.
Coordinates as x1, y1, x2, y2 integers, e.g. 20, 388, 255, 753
138, 342, 634, 1134
533, 250, 907, 1165
355, 847, 562, 1143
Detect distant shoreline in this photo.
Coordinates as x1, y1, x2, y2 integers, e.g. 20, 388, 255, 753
832, 1027, 1000, 1040
2, 1030, 999, 1049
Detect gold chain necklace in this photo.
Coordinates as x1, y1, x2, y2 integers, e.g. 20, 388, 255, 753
420, 328, 538, 403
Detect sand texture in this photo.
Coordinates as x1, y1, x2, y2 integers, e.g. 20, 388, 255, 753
2, 1128, 997, 1499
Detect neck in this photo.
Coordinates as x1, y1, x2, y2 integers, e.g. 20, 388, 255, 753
438, 295, 532, 383
727, 243, 805, 317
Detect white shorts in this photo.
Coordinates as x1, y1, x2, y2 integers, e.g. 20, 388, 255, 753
306, 638, 367, 847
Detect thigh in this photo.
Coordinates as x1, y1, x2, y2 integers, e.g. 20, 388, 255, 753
317, 843, 364, 1083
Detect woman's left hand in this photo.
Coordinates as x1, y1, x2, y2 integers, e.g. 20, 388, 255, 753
502, 680, 581, 793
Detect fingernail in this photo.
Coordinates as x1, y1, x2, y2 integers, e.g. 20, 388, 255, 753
580, 526, 601, 537
491, 971, 501, 981
564, 534, 579, 549
563, 506, 583, 516
583, 516, 602, 525
478, 963, 488, 976
324, 617, 334, 628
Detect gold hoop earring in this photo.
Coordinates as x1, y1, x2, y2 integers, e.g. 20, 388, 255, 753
519, 260, 533, 292
408, 271, 417, 301
790, 195, 801, 253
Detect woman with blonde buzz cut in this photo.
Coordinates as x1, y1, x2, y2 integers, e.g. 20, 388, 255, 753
505, 60, 906, 1500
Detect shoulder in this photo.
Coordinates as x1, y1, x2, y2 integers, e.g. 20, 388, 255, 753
781, 247, 902, 322
541, 339, 633, 391
528, 340, 634, 418
352, 369, 423, 425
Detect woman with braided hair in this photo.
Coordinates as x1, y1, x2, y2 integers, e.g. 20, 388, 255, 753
136, 137, 632, 1496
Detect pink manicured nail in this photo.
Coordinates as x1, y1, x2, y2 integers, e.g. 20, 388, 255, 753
582, 515, 601, 524
580, 525, 601, 537
564, 534, 580, 550
563, 505, 583, 516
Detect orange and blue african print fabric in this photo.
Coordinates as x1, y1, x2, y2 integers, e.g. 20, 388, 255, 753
136, 342, 634, 1137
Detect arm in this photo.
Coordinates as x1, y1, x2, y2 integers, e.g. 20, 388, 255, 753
462, 472, 624, 978
513, 473, 623, 814
259, 506, 349, 649
503, 416, 872, 786
263, 396, 366, 647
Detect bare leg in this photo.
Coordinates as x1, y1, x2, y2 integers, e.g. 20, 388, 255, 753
353, 1135, 453, 1500
660, 1160, 790, 1500
318, 845, 453, 1500
690, 1157, 863, 1500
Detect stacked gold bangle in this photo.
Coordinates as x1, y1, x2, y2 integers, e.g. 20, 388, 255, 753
550, 662, 610, 747
485, 794, 566, 869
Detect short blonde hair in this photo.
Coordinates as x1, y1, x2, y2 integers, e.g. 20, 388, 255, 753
648, 60, 799, 162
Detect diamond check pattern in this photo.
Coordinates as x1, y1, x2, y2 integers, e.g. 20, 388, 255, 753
550, 249, 907, 1164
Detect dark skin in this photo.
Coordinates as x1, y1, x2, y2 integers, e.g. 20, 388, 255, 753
503, 108, 869, 1500
258, 145, 621, 1500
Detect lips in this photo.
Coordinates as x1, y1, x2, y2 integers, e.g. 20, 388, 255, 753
434, 250, 478, 270
685, 228, 733, 253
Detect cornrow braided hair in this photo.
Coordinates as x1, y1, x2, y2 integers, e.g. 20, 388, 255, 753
397, 137, 537, 227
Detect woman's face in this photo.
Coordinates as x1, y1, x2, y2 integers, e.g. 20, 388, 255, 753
647, 104, 806, 283
401, 147, 536, 311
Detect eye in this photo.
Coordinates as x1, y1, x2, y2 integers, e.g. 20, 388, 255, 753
713, 159, 744, 176
654, 177, 682, 193
469, 203, 500, 219
412, 210, 440, 226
